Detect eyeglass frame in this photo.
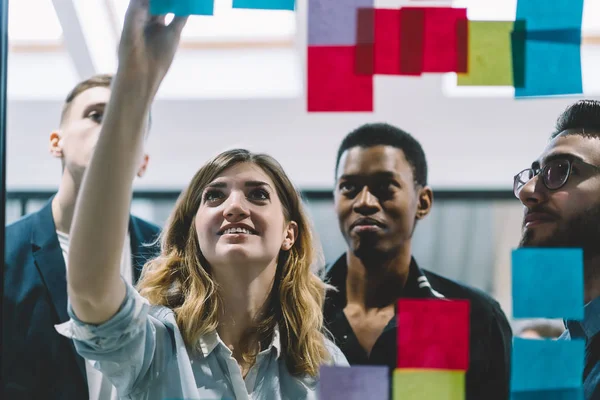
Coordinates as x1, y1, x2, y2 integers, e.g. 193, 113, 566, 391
513, 156, 600, 198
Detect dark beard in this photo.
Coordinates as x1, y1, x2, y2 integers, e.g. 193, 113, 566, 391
519, 203, 600, 281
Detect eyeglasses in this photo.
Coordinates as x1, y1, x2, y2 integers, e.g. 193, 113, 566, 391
513, 157, 600, 198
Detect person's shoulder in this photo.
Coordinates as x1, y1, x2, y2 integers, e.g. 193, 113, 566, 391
423, 269, 503, 315
5, 212, 39, 257
6, 211, 37, 238
323, 336, 349, 366
131, 215, 161, 235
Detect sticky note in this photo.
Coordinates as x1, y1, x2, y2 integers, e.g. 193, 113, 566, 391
307, 46, 373, 112
511, 388, 584, 400
398, 7, 467, 75
457, 21, 517, 86
373, 9, 401, 75
355, 8, 375, 75
422, 7, 468, 73
513, 29, 582, 97
232, 0, 295, 10
308, 0, 374, 46
510, 21, 527, 89
393, 369, 465, 400
516, 0, 584, 31
511, 338, 584, 391
511, 248, 584, 319
397, 299, 469, 370
319, 365, 389, 400
399, 7, 425, 75
149, 0, 214, 16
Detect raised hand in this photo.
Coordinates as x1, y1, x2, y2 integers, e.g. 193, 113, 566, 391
117, 0, 188, 96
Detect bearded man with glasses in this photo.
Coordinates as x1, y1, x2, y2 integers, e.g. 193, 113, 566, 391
514, 99, 600, 400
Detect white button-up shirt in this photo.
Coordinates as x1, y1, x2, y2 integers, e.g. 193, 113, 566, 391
56, 280, 349, 400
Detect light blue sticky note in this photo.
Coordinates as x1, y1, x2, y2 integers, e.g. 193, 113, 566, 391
516, 0, 584, 31
514, 0, 584, 98
319, 365, 389, 400
511, 338, 584, 392
150, 0, 214, 16
232, 0, 295, 10
511, 388, 584, 400
514, 32, 583, 98
512, 248, 584, 319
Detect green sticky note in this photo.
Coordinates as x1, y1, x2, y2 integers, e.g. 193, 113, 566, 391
457, 20, 518, 86
393, 369, 465, 400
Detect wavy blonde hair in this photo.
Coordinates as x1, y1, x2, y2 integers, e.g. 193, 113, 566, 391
137, 149, 331, 376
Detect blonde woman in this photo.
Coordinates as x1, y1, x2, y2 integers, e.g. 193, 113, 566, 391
55, 1, 348, 399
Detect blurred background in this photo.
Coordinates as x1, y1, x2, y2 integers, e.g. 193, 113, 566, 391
6, 0, 600, 335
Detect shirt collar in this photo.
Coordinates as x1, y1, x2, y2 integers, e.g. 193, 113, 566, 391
325, 253, 444, 311
565, 297, 600, 340
566, 296, 600, 341
198, 323, 282, 359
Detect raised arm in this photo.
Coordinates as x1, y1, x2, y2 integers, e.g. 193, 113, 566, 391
67, 0, 187, 324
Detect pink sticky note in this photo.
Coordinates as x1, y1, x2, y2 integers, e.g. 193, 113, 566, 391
307, 46, 374, 112
397, 299, 470, 370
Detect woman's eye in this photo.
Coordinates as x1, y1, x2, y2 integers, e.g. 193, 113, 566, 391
87, 111, 103, 124
249, 189, 270, 200
203, 190, 224, 202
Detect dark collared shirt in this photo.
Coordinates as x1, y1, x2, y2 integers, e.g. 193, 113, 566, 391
324, 254, 513, 400
561, 296, 600, 399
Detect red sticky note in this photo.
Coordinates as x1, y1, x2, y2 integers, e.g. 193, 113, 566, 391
422, 7, 468, 73
399, 7, 425, 75
397, 299, 470, 370
399, 7, 468, 74
307, 46, 374, 112
355, 8, 375, 75
373, 9, 402, 75
455, 17, 469, 74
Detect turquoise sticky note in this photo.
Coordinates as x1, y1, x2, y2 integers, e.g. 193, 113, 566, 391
516, 0, 584, 31
511, 388, 583, 400
150, 0, 214, 16
232, 0, 295, 11
513, 0, 584, 97
511, 338, 584, 392
512, 248, 583, 320
513, 30, 583, 98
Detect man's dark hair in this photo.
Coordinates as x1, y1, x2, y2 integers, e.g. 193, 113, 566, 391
551, 100, 600, 139
335, 123, 428, 187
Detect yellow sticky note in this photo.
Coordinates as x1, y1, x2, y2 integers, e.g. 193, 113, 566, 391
393, 369, 465, 400
457, 21, 516, 86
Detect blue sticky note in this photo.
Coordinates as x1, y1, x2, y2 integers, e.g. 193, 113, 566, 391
308, 0, 374, 46
512, 248, 584, 319
319, 365, 389, 400
511, 338, 584, 392
514, 0, 584, 97
150, 0, 214, 16
514, 32, 583, 98
232, 0, 295, 10
511, 388, 584, 400
516, 0, 584, 31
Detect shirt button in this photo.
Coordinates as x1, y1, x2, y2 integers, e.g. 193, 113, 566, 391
343, 335, 348, 340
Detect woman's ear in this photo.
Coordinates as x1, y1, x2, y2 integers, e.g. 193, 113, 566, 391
281, 221, 298, 251
415, 186, 433, 220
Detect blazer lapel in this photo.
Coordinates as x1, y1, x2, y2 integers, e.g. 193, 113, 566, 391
30, 198, 87, 381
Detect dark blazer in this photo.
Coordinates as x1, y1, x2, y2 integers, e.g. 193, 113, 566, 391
1, 197, 161, 400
